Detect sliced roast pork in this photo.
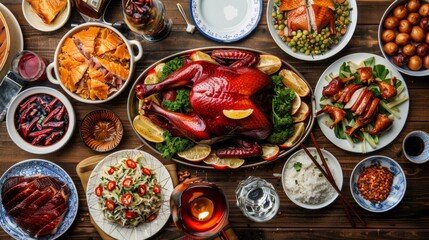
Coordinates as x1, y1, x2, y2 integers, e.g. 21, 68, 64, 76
1, 175, 69, 238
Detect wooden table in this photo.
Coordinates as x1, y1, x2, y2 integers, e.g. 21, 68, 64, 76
1, 0, 429, 239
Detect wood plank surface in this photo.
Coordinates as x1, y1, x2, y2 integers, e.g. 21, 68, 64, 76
1, 0, 429, 239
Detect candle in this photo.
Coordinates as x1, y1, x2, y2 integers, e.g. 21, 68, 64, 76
190, 196, 214, 222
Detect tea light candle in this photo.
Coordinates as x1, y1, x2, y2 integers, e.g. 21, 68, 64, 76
190, 196, 214, 222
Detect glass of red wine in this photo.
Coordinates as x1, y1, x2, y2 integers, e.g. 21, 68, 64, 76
170, 178, 230, 239
10, 50, 48, 83
122, 0, 172, 42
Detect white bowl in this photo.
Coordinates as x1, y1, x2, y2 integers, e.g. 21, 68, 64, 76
350, 155, 407, 212
281, 148, 343, 209
6, 86, 76, 154
22, 0, 71, 32
46, 22, 143, 104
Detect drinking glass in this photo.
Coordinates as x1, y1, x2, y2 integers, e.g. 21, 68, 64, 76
170, 178, 229, 239
235, 176, 280, 222
122, 0, 172, 42
10, 50, 48, 83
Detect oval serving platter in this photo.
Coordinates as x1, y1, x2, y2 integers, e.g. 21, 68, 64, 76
127, 46, 315, 169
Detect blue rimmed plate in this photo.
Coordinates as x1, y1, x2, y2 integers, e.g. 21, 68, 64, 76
350, 155, 407, 212
0, 159, 78, 239
190, 0, 262, 42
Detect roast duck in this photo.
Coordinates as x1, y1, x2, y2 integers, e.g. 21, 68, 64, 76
318, 66, 397, 137
135, 50, 277, 159
280, 0, 336, 36
1, 175, 69, 238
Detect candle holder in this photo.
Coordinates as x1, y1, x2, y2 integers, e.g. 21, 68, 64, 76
170, 178, 229, 239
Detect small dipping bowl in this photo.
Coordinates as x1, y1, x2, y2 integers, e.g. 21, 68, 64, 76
402, 130, 429, 164
80, 109, 123, 152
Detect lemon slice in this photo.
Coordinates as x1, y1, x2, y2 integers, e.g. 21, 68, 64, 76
280, 122, 305, 148
292, 102, 310, 123
178, 144, 212, 162
255, 55, 282, 75
291, 92, 302, 115
154, 63, 165, 78
279, 69, 310, 97
223, 109, 254, 119
133, 115, 165, 143
261, 144, 280, 161
203, 153, 245, 169
144, 72, 159, 84
190, 51, 217, 63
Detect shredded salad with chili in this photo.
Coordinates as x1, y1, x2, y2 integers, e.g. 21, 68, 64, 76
95, 155, 162, 226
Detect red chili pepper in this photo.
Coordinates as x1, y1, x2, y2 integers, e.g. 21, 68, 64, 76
125, 211, 137, 219
95, 186, 103, 197
107, 181, 116, 191
42, 121, 64, 128
142, 168, 151, 176
29, 128, 53, 138
19, 103, 36, 124
19, 96, 37, 113
125, 159, 137, 169
47, 97, 58, 110
105, 200, 115, 211
29, 108, 38, 118
42, 107, 61, 125
108, 167, 116, 175
44, 131, 61, 146
121, 193, 133, 206
146, 213, 157, 222
36, 123, 43, 131
122, 178, 133, 188
31, 134, 47, 145
137, 184, 147, 197
37, 97, 50, 113
56, 106, 65, 121
153, 185, 161, 194
21, 116, 40, 138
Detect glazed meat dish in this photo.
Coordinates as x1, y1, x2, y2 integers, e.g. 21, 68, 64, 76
1, 175, 69, 238
26, 0, 67, 24
59, 26, 130, 100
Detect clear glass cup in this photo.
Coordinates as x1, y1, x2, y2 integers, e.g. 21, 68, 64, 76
122, 0, 172, 42
10, 50, 48, 83
235, 176, 280, 223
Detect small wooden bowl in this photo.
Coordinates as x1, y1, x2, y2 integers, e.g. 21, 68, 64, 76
80, 109, 123, 152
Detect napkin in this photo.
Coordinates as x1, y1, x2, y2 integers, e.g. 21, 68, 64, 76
76, 155, 237, 240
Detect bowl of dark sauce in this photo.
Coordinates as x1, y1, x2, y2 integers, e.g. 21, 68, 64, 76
402, 130, 429, 164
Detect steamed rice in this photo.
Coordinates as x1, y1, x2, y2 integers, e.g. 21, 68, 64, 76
284, 150, 335, 205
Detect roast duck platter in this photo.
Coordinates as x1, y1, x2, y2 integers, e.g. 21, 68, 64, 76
128, 47, 315, 169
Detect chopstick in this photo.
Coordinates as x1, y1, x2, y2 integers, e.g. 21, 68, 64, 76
309, 133, 356, 228
300, 136, 366, 227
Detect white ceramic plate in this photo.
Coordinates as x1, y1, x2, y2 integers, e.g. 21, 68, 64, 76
315, 53, 410, 153
281, 148, 343, 209
190, 0, 262, 42
266, 0, 358, 61
87, 149, 174, 240
5, 87, 76, 154
0, 159, 78, 240
0, 3, 24, 79
22, 0, 71, 32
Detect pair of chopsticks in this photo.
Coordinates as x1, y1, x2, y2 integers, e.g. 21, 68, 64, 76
300, 133, 366, 228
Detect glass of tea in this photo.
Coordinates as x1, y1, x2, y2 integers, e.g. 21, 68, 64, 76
402, 130, 429, 164
170, 178, 229, 239
10, 50, 48, 83
122, 0, 172, 42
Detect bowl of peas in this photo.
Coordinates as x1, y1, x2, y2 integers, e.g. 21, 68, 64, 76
267, 0, 358, 61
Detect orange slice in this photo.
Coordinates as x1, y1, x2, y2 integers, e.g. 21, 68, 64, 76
190, 51, 217, 63
203, 153, 245, 170
222, 109, 254, 119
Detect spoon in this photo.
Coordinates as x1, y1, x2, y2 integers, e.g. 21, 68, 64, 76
177, 3, 195, 34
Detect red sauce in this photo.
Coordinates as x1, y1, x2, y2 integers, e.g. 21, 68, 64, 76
358, 165, 393, 203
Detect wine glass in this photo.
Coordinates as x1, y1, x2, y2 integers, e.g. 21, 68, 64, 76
170, 178, 229, 239
122, 0, 172, 42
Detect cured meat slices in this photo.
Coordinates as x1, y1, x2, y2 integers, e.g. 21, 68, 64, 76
1, 175, 69, 238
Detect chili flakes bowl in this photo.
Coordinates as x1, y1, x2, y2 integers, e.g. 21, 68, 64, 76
350, 155, 407, 213
5, 86, 76, 154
